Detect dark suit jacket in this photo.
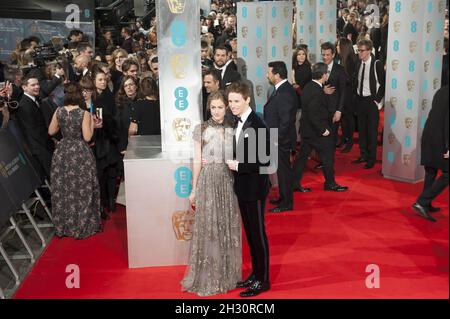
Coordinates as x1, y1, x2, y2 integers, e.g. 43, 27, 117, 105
219, 65, 241, 90
300, 81, 333, 138
233, 111, 270, 202
121, 37, 133, 54
326, 62, 347, 114
17, 95, 54, 157
263, 81, 298, 150
353, 55, 386, 104
421, 85, 449, 170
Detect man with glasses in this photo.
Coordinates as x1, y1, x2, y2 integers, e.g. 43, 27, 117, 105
352, 39, 385, 169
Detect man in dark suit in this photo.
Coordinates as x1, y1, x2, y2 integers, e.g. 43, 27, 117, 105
213, 45, 241, 90
352, 39, 385, 169
321, 42, 347, 146
120, 27, 133, 54
413, 85, 449, 222
292, 63, 348, 193
264, 61, 298, 213
226, 82, 271, 297
17, 74, 55, 180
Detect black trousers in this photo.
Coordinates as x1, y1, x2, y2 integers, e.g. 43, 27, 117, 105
356, 97, 379, 164
292, 135, 336, 187
97, 163, 117, 208
277, 146, 293, 208
417, 167, 449, 207
239, 199, 270, 284
341, 108, 355, 144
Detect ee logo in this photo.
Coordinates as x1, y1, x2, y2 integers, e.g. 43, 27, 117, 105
174, 87, 189, 111
171, 20, 186, 47
174, 167, 192, 198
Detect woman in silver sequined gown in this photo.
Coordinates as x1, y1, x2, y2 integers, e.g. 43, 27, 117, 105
181, 92, 241, 296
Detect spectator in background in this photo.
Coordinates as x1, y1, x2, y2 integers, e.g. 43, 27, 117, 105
67, 29, 84, 49
111, 49, 128, 93
129, 77, 161, 136
121, 27, 133, 54
343, 12, 359, 45
292, 46, 312, 109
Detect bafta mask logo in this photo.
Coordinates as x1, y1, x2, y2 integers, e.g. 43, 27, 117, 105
172, 118, 191, 142
392, 60, 400, 71
329, 24, 334, 33
241, 26, 248, 39
256, 46, 263, 59
410, 1, 419, 13
283, 45, 289, 57
421, 99, 428, 110
256, 85, 263, 97
319, 38, 325, 46
390, 97, 398, 107
271, 27, 278, 39
426, 21, 433, 34
256, 7, 263, 19
393, 21, 401, 33
284, 6, 290, 18
407, 80, 415, 92
405, 117, 413, 129
31, 24, 38, 33
299, 11, 304, 20
241, 64, 248, 77
172, 210, 194, 241
308, 0, 313, 5
403, 154, 412, 166
319, 11, 325, 20
170, 54, 188, 79
299, 38, 305, 44
308, 25, 314, 34
167, 0, 186, 14
433, 78, 440, 90
388, 133, 396, 145
409, 41, 417, 54
436, 40, 442, 52
424, 60, 430, 72
439, 1, 445, 13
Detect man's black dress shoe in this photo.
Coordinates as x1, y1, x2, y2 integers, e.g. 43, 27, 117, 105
315, 163, 324, 169
412, 203, 436, 222
352, 157, 367, 164
239, 281, 270, 298
236, 274, 255, 288
341, 143, 353, 153
269, 198, 282, 205
268, 206, 293, 213
364, 163, 375, 169
324, 184, 349, 192
293, 186, 312, 193
428, 205, 441, 213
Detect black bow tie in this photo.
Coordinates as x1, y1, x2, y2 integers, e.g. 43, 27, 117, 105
237, 116, 243, 123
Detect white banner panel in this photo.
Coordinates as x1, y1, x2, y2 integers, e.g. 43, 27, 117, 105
157, 0, 202, 156
382, 0, 445, 182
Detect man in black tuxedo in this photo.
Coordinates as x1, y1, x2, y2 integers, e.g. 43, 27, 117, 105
352, 39, 385, 169
226, 82, 271, 298
264, 61, 298, 213
17, 75, 55, 180
214, 45, 241, 90
321, 42, 347, 146
292, 63, 348, 193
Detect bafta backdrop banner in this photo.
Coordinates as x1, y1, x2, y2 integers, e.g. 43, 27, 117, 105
238, 2, 293, 115
296, 0, 337, 64
157, 0, 202, 155
382, 0, 445, 182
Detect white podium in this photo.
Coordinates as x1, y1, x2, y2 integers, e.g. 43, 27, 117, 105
123, 136, 192, 268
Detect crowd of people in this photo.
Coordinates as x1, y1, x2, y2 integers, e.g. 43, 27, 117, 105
0, 0, 448, 298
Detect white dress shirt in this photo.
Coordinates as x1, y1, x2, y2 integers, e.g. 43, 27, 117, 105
358, 55, 372, 97
275, 79, 288, 91
235, 106, 252, 144
327, 60, 334, 75
312, 80, 323, 88
24, 93, 39, 107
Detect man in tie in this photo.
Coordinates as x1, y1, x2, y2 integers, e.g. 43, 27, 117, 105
17, 75, 55, 179
213, 45, 241, 90
352, 39, 385, 169
264, 61, 298, 212
226, 82, 271, 297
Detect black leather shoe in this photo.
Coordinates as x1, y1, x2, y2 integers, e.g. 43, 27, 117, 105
324, 184, 349, 192
341, 143, 354, 153
268, 206, 293, 213
240, 281, 270, 298
412, 203, 436, 222
364, 163, 375, 169
428, 205, 441, 213
315, 163, 324, 169
269, 198, 282, 205
236, 274, 255, 288
352, 157, 367, 164
293, 186, 312, 193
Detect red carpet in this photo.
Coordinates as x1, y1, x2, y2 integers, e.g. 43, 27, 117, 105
14, 144, 449, 299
